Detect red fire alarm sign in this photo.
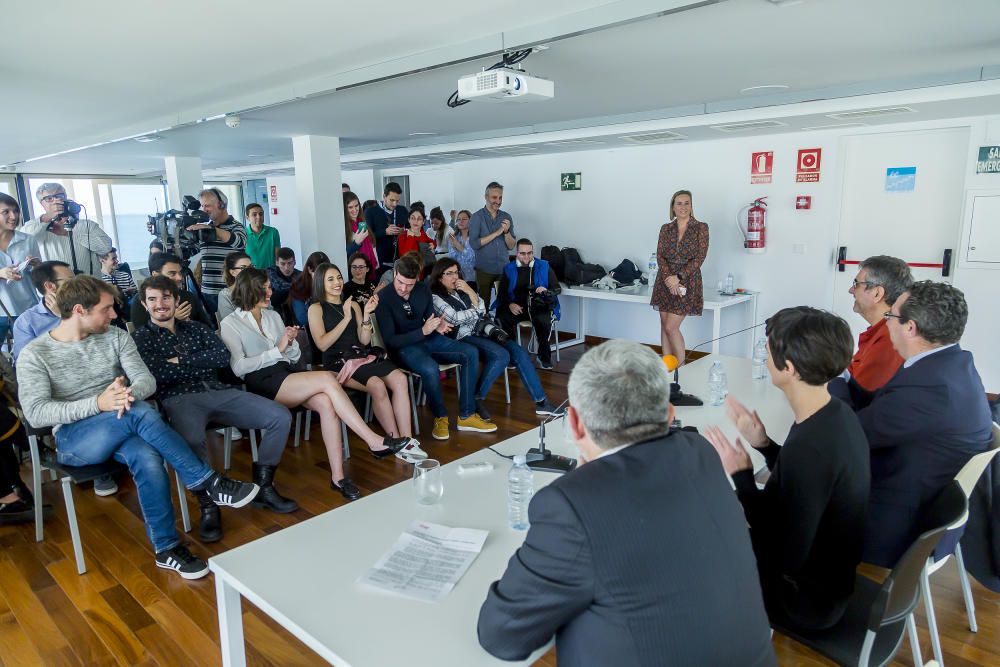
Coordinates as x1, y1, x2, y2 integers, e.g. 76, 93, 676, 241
271, 208, 278, 215
795, 196, 812, 210
269, 185, 278, 202
751, 151, 773, 184
795, 148, 822, 183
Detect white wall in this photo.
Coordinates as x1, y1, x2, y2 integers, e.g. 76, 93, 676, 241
385, 168, 455, 218
342, 168, 375, 203
265, 175, 301, 259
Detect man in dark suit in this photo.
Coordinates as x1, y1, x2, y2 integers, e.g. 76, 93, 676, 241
364, 181, 409, 277
830, 281, 993, 567
477, 340, 776, 667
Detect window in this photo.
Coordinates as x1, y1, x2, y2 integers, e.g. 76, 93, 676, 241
110, 184, 167, 265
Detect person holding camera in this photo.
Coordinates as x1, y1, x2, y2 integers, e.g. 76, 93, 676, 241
22, 182, 112, 277
496, 239, 561, 370
184, 188, 247, 314
430, 258, 564, 418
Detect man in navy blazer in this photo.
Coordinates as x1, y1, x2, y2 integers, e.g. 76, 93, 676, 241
830, 281, 993, 567
477, 340, 776, 667
364, 181, 409, 276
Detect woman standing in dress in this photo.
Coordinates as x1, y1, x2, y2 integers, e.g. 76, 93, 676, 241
447, 209, 477, 289
649, 190, 709, 365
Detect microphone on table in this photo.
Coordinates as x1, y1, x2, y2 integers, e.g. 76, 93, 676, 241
663, 322, 766, 407
525, 398, 577, 474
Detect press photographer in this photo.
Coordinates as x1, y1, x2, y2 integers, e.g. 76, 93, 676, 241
22, 182, 112, 277
430, 257, 563, 418
495, 238, 561, 370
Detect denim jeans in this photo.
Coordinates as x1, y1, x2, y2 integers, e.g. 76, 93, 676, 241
395, 334, 478, 418
55, 401, 215, 553
201, 292, 219, 315
463, 335, 546, 403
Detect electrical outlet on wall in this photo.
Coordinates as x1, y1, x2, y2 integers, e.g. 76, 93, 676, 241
792, 243, 806, 255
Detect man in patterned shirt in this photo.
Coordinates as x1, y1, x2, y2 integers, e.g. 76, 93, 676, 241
185, 188, 247, 315
132, 275, 297, 542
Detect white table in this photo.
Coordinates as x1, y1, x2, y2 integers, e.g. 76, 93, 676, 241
210, 355, 792, 667
556, 283, 759, 355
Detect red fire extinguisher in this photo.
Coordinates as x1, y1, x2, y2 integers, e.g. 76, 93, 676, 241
737, 197, 767, 254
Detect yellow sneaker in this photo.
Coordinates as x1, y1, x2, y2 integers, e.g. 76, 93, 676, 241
432, 417, 450, 440
457, 413, 498, 433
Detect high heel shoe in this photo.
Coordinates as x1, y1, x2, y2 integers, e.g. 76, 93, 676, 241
368, 436, 413, 459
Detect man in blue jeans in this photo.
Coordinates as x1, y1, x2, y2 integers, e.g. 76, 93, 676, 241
17, 275, 260, 580
375, 255, 496, 441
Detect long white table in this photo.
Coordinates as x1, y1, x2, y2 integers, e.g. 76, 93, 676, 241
210, 355, 793, 667
556, 283, 759, 355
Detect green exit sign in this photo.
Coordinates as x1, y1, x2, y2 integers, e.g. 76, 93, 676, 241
560, 173, 582, 191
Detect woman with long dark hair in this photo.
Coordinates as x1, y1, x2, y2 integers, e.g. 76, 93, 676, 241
0, 193, 40, 342
428, 207, 452, 260
344, 191, 377, 279
308, 263, 425, 462
289, 251, 329, 327
220, 268, 415, 499
216, 250, 253, 322
343, 251, 376, 304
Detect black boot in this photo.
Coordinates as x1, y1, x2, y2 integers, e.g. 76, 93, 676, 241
251, 463, 299, 514
195, 488, 222, 543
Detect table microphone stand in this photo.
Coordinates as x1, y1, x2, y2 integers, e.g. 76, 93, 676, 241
526, 416, 577, 474
670, 369, 703, 406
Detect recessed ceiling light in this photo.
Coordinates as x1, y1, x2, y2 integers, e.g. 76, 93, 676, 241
408, 132, 437, 136
739, 85, 790, 96
134, 134, 164, 143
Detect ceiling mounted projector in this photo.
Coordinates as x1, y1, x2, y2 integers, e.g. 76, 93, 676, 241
457, 68, 554, 103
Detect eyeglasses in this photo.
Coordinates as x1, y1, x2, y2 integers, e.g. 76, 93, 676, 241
442, 270, 459, 277
883, 311, 906, 321
401, 301, 414, 319
232, 265, 249, 273
350, 264, 368, 271
852, 279, 878, 290
41, 193, 67, 203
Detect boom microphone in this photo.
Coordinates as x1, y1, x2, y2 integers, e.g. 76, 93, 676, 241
663, 322, 766, 407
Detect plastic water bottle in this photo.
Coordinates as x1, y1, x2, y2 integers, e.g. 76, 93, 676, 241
708, 361, 728, 406
507, 455, 534, 530
725, 273, 735, 294
648, 252, 658, 281
752, 338, 769, 380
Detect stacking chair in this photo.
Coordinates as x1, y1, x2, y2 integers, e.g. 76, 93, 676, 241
771, 481, 968, 667
918, 422, 1000, 666
25, 420, 191, 575
515, 317, 561, 362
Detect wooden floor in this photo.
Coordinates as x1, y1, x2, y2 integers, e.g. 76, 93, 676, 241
1, 344, 999, 667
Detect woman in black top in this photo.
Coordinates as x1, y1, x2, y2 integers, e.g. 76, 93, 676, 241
343, 251, 376, 304
307, 263, 419, 454
704, 307, 870, 632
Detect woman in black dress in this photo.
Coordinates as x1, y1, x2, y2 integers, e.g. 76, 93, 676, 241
307, 263, 419, 452
342, 251, 376, 304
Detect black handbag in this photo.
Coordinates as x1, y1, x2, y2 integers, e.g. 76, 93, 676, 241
325, 344, 387, 372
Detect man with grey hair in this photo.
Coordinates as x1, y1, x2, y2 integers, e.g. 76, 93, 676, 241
21, 182, 112, 277
468, 181, 516, 303
841, 255, 913, 391
184, 187, 247, 313
478, 340, 777, 666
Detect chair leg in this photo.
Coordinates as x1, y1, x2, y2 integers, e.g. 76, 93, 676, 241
61, 476, 87, 575
249, 430, 259, 463
174, 469, 191, 533
504, 368, 511, 404
223, 427, 233, 472
304, 410, 312, 441
341, 421, 350, 461
906, 612, 924, 667
364, 395, 372, 423
552, 318, 560, 362
28, 435, 44, 542
407, 376, 420, 436
920, 565, 944, 666
293, 411, 302, 448
954, 544, 977, 632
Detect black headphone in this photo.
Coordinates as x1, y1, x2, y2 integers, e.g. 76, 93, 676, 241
207, 187, 228, 209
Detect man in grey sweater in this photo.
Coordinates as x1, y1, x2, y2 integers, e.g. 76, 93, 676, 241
16, 275, 261, 580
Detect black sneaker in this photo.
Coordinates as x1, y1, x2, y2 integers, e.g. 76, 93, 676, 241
331, 478, 361, 501
475, 399, 492, 421
155, 544, 209, 580
535, 400, 565, 417
203, 474, 259, 508
0, 498, 34, 526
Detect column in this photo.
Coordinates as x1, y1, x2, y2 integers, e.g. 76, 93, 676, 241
163, 156, 203, 210
292, 135, 345, 267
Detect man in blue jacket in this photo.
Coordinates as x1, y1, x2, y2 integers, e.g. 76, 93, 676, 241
831, 280, 993, 567
496, 239, 561, 370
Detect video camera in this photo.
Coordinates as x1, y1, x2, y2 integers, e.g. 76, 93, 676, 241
147, 195, 215, 260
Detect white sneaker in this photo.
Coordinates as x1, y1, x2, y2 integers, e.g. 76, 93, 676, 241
94, 474, 118, 497
395, 440, 429, 463
216, 427, 243, 441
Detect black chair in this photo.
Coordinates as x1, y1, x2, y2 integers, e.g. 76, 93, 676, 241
25, 417, 191, 575
771, 481, 967, 667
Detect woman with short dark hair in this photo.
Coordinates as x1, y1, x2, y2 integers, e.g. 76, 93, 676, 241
0, 193, 40, 342
343, 252, 376, 304
704, 306, 869, 632
220, 268, 415, 500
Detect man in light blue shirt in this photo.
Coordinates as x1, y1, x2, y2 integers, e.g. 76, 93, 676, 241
468, 181, 516, 303
12, 260, 71, 361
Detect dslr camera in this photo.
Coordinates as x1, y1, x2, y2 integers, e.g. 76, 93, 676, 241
49, 199, 84, 230
147, 195, 215, 260
473, 314, 509, 345
529, 289, 558, 313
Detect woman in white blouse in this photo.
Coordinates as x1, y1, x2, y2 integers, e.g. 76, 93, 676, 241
220, 268, 413, 500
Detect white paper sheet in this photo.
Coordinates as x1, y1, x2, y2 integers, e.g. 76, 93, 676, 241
360, 521, 489, 602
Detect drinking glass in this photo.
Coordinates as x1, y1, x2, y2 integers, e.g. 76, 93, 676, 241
413, 459, 443, 505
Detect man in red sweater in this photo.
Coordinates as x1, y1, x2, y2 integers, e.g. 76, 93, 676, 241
845, 255, 913, 390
